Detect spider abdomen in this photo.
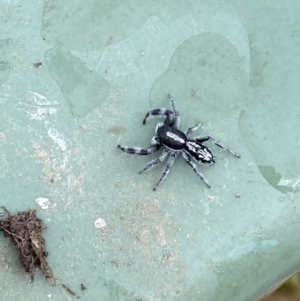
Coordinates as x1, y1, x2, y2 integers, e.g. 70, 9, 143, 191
184, 141, 215, 164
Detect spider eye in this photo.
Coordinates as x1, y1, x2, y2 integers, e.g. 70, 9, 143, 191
151, 136, 159, 144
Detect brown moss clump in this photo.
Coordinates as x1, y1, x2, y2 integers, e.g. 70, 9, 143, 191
0, 207, 54, 282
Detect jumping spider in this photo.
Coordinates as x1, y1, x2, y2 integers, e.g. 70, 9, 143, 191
118, 94, 240, 190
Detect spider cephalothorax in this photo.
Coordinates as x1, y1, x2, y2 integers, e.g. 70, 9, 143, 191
118, 94, 240, 190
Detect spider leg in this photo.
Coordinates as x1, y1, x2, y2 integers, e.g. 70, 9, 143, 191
139, 149, 169, 174
168, 94, 180, 129
153, 152, 178, 191
185, 122, 202, 137
118, 143, 161, 155
194, 136, 241, 158
182, 152, 211, 188
142, 108, 174, 126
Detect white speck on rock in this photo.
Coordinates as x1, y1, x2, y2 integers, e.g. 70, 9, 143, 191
94, 218, 107, 228
47, 128, 67, 151
35, 197, 50, 209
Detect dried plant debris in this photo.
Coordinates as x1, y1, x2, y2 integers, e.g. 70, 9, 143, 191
0, 207, 54, 282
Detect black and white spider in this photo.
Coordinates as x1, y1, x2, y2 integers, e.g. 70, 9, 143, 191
118, 94, 240, 190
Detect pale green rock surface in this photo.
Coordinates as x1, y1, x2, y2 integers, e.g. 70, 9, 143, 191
0, 1, 299, 300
